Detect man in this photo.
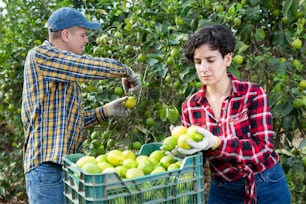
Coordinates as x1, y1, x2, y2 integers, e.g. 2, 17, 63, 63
21, 7, 141, 203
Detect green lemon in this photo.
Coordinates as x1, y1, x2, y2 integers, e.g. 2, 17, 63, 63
291, 38, 302, 50
145, 117, 155, 127
82, 162, 102, 174
137, 54, 147, 63
170, 48, 180, 58
299, 80, 306, 89
233, 55, 244, 65
161, 136, 178, 151
132, 141, 142, 150
114, 87, 124, 96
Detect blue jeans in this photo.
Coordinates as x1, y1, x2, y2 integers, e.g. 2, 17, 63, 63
208, 163, 291, 204
25, 162, 64, 204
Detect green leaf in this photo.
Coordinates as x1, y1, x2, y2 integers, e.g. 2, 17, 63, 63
159, 107, 167, 122
167, 107, 179, 124
0, 186, 5, 197
236, 41, 249, 54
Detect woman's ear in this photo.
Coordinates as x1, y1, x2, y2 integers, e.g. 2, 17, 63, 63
225, 53, 232, 67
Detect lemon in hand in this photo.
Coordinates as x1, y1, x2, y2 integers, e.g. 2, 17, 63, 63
171, 126, 188, 138
186, 126, 203, 142
177, 134, 192, 150
123, 96, 137, 108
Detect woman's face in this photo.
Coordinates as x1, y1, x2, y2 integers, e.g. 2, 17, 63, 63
193, 44, 232, 86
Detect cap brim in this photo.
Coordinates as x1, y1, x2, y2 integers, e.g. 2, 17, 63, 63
83, 21, 101, 30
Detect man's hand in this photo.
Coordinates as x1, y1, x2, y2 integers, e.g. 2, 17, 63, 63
178, 127, 221, 155
122, 67, 141, 95
103, 96, 132, 118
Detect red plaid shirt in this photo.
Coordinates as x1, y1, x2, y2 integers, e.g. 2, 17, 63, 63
181, 74, 279, 204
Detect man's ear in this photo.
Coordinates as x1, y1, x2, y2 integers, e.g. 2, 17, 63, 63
61, 29, 69, 42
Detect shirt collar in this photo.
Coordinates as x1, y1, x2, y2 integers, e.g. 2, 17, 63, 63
194, 73, 244, 104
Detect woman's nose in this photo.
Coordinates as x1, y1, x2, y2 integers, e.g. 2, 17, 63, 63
200, 61, 209, 71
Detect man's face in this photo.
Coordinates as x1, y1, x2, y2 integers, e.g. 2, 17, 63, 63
66, 27, 89, 55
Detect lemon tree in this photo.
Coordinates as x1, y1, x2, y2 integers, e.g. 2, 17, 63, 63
0, 0, 305, 202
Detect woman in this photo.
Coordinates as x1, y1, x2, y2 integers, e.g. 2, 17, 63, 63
178, 24, 290, 204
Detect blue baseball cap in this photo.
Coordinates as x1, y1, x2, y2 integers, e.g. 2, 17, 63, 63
47, 7, 101, 32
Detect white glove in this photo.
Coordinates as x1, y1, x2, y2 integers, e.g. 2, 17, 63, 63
178, 127, 221, 155
103, 96, 132, 118
122, 67, 141, 95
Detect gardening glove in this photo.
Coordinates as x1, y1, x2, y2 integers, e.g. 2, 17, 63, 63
178, 127, 221, 155
103, 96, 131, 118
122, 67, 141, 95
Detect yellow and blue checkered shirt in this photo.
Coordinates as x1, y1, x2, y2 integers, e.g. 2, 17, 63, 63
21, 40, 129, 173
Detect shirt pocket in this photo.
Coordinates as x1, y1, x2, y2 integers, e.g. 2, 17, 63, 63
229, 112, 251, 139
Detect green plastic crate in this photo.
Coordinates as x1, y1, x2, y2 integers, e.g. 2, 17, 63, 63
63, 143, 205, 204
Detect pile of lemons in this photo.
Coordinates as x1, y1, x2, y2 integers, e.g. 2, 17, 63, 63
75, 148, 182, 179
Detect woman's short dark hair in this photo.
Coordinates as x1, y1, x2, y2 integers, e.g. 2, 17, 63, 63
183, 24, 236, 63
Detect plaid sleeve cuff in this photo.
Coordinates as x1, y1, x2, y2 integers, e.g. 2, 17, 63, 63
97, 106, 108, 122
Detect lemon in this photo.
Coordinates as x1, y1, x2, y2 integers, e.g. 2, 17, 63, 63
137, 54, 147, 63
115, 166, 127, 178
114, 31, 123, 38
149, 150, 165, 162
126, 168, 144, 179
90, 131, 99, 140
136, 155, 150, 163
123, 158, 138, 169
82, 163, 102, 174
123, 150, 136, 160
177, 134, 192, 149
76, 155, 96, 168
170, 48, 180, 58
102, 167, 117, 174
124, 96, 137, 108
187, 126, 203, 142
151, 166, 166, 174
167, 163, 180, 171
132, 141, 142, 150
171, 126, 188, 138
233, 55, 244, 65
160, 155, 176, 169
97, 161, 113, 171
114, 87, 124, 96
161, 136, 178, 151
291, 38, 302, 50
145, 117, 155, 127
96, 154, 107, 163
107, 150, 125, 166
137, 159, 154, 175
299, 80, 306, 89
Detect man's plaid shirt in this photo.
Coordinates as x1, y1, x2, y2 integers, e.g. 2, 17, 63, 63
22, 40, 128, 173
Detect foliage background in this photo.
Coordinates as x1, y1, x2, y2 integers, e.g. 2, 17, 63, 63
0, 0, 305, 203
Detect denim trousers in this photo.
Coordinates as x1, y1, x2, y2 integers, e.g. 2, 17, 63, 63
25, 162, 64, 204
208, 163, 291, 204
